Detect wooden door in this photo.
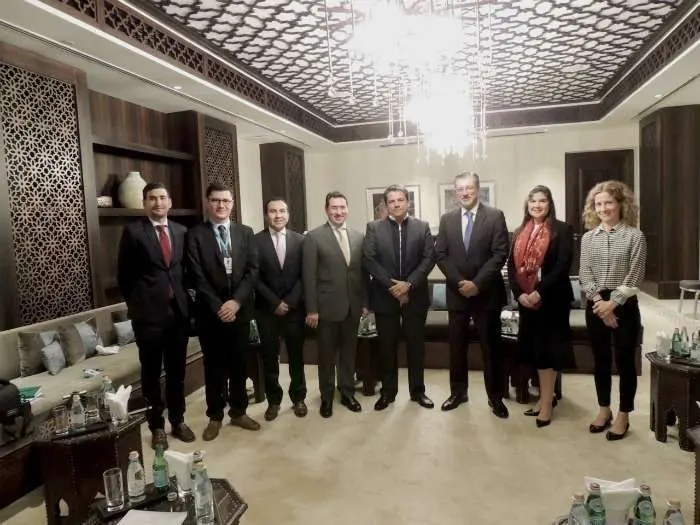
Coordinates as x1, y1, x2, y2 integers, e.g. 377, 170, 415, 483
565, 149, 634, 274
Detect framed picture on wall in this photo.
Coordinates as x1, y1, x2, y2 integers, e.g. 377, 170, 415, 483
438, 181, 496, 217
365, 185, 421, 222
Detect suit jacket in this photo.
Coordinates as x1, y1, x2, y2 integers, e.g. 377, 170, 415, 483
254, 228, 305, 315
507, 219, 574, 307
303, 223, 366, 322
435, 204, 509, 311
363, 216, 435, 313
117, 217, 188, 326
186, 221, 259, 324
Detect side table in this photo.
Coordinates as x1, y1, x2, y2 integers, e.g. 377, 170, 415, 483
37, 414, 145, 525
647, 351, 700, 451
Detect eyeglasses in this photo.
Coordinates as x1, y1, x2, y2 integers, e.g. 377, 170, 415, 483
209, 198, 233, 205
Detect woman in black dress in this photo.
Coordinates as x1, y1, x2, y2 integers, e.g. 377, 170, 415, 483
508, 185, 574, 427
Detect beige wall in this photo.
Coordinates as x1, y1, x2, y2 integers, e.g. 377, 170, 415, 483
237, 137, 264, 232
304, 123, 639, 233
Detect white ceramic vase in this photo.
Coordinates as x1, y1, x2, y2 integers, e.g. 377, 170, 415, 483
118, 171, 147, 209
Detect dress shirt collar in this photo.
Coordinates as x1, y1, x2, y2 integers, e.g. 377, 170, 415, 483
269, 227, 287, 236
595, 222, 626, 234
150, 218, 168, 228
388, 214, 409, 224
328, 221, 346, 231
462, 202, 479, 216
211, 219, 230, 229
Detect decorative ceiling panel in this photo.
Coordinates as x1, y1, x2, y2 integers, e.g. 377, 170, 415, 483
146, 0, 688, 125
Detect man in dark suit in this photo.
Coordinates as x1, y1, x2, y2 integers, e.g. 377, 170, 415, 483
303, 191, 367, 418
117, 182, 195, 449
186, 183, 260, 441
435, 172, 510, 418
254, 198, 307, 421
363, 185, 435, 411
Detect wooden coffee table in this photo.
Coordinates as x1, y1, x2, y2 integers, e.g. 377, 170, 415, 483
84, 478, 247, 525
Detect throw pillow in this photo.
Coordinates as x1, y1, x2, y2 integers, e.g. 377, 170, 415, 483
59, 319, 101, 365
114, 320, 136, 346
431, 283, 447, 310
18, 330, 57, 377
570, 277, 583, 309
40, 340, 66, 375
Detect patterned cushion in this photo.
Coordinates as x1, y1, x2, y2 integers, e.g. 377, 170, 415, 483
59, 318, 101, 366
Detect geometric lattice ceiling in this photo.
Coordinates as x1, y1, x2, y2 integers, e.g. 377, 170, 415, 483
148, 0, 686, 124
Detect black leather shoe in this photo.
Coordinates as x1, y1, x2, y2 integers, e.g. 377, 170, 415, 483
320, 400, 333, 418
293, 401, 308, 418
606, 423, 630, 441
171, 423, 195, 443
589, 415, 613, 434
374, 396, 394, 411
441, 393, 469, 411
536, 418, 551, 428
264, 404, 280, 421
341, 396, 362, 412
410, 393, 434, 409
489, 399, 509, 419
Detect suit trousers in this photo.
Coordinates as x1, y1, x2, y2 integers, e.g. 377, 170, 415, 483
448, 307, 505, 400
198, 317, 250, 421
257, 311, 307, 405
133, 300, 189, 431
317, 313, 360, 401
375, 309, 428, 399
585, 292, 640, 413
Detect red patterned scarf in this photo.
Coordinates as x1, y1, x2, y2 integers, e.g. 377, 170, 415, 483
513, 220, 551, 301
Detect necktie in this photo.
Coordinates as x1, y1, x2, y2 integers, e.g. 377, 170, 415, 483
336, 227, 350, 265
155, 225, 171, 266
217, 225, 231, 257
463, 211, 474, 252
274, 231, 286, 266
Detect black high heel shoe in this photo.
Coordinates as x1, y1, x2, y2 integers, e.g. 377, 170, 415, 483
589, 415, 613, 434
536, 417, 551, 428
524, 397, 558, 417
606, 422, 630, 441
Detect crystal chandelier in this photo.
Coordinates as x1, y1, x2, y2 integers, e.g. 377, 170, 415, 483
323, 0, 492, 158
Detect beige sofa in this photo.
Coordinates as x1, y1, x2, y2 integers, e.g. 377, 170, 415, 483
0, 303, 201, 419
0, 303, 203, 508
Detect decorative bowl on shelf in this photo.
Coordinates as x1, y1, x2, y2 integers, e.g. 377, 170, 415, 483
97, 195, 113, 208
118, 171, 147, 209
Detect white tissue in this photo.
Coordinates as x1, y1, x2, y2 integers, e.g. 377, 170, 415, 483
656, 331, 671, 353
96, 344, 120, 355
164, 450, 194, 492
584, 477, 639, 525
105, 384, 132, 422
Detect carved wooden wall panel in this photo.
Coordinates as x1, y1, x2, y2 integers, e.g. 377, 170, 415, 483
0, 62, 93, 324
203, 125, 241, 222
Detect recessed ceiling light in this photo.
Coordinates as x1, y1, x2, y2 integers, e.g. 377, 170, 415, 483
172, 85, 183, 91
654, 93, 663, 98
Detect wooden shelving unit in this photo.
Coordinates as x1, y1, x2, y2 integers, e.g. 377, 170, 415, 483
92, 136, 194, 161
89, 92, 205, 306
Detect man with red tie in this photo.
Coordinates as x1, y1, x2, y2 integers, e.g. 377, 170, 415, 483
118, 182, 195, 449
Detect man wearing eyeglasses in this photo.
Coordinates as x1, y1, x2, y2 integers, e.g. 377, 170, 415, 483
186, 183, 260, 441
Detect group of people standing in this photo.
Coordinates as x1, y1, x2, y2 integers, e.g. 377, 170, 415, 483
117, 171, 646, 449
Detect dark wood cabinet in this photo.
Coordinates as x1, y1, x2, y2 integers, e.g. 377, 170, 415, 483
639, 106, 700, 299
259, 142, 307, 233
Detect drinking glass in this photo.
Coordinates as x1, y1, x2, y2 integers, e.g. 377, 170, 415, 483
52, 405, 70, 435
85, 393, 100, 424
103, 468, 124, 511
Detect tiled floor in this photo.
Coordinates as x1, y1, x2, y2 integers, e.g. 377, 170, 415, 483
0, 293, 695, 524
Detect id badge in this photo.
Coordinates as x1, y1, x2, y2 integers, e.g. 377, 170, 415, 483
224, 257, 233, 275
